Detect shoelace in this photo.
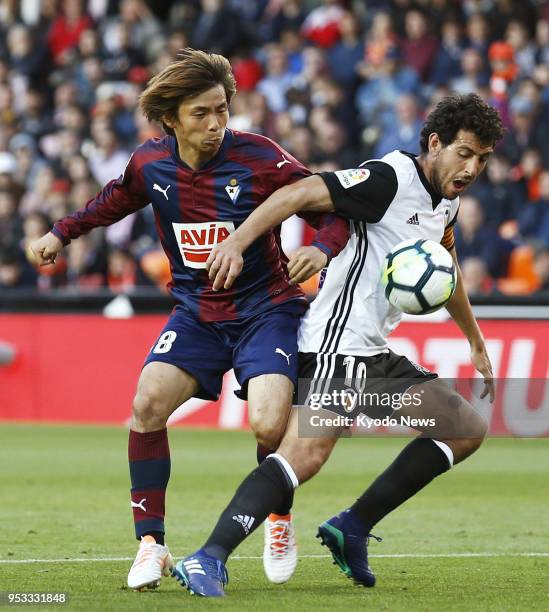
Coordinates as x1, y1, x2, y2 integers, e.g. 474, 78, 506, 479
366, 533, 383, 544
269, 520, 294, 558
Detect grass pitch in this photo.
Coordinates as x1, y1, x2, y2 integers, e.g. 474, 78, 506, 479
1, 424, 548, 611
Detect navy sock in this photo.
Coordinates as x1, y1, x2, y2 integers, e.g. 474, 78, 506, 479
203, 457, 295, 563
128, 428, 171, 540
351, 437, 451, 532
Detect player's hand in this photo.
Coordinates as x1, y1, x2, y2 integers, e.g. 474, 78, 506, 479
470, 343, 495, 403
206, 237, 244, 291
29, 232, 63, 266
287, 246, 328, 285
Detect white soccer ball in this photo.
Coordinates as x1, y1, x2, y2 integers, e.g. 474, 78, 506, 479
381, 238, 457, 314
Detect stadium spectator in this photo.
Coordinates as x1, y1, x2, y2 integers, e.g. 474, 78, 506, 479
468, 153, 523, 229
450, 47, 489, 95
401, 9, 439, 82
191, 0, 242, 58
261, 0, 305, 43
374, 93, 422, 158
106, 247, 142, 293
102, 0, 162, 63
454, 195, 514, 277
6, 23, 48, 86
355, 45, 420, 133
87, 120, 131, 187
460, 257, 496, 296
430, 18, 466, 87
465, 13, 491, 59
533, 248, 549, 293
47, 0, 94, 67
0, 189, 23, 250
488, 40, 518, 102
520, 170, 549, 245
0, 151, 24, 205
256, 45, 294, 113
362, 11, 398, 76
300, 0, 345, 49
327, 11, 363, 90
19, 164, 56, 216
0, 245, 36, 289
501, 95, 544, 165
505, 19, 537, 76
65, 235, 106, 290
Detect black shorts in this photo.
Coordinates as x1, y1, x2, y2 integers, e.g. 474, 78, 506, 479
296, 350, 438, 419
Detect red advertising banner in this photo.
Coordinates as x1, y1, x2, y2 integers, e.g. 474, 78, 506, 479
1, 314, 548, 435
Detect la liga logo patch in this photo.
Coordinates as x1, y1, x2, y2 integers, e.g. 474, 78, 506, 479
335, 168, 370, 189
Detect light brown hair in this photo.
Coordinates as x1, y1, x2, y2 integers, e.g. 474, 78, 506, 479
138, 48, 237, 135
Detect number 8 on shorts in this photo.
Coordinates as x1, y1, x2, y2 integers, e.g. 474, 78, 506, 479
153, 331, 177, 354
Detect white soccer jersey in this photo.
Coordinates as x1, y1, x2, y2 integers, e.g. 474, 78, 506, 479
298, 150, 460, 357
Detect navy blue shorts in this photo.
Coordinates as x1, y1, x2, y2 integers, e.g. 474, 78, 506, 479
144, 302, 305, 400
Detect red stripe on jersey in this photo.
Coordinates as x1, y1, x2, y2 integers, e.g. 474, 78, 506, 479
133, 137, 172, 168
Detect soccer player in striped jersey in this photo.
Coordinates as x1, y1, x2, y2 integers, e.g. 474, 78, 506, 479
184, 94, 504, 596
30, 48, 349, 594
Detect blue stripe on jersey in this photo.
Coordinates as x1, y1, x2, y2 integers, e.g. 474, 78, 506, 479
210, 158, 275, 315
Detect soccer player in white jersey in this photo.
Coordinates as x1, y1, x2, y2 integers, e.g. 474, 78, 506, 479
174, 94, 504, 596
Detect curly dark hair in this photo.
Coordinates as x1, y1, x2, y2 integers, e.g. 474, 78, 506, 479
419, 94, 504, 153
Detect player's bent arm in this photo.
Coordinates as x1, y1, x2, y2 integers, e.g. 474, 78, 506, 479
225, 176, 333, 253
445, 246, 495, 401
445, 247, 484, 347
206, 176, 334, 290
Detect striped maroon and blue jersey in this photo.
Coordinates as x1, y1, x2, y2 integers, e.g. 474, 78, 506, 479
52, 129, 349, 321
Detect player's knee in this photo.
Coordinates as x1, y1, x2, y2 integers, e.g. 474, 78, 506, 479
132, 385, 170, 430
249, 405, 289, 450
252, 424, 283, 453
467, 413, 488, 452
454, 410, 487, 460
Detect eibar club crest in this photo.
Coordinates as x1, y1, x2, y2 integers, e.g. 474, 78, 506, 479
225, 178, 241, 203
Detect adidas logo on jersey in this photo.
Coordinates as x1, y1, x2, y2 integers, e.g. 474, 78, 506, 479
406, 213, 420, 225
172, 221, 235, 269
232, 514, 255, 534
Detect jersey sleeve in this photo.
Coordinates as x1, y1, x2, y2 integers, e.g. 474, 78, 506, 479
318, 161, 398, 223
52, 152, 149, 245
441, 201, 459, 251
301, 212, 350, 261
258, 141, 311, 196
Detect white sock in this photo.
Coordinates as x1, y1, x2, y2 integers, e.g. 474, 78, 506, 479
432, 439, 454, 468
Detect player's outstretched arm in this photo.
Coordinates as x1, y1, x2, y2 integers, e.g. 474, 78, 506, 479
30, 232, 64, 266
445, 246, 495, 402
207, 175, 334, 290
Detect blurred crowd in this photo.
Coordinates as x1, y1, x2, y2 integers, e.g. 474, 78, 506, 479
0, 0, 548, 299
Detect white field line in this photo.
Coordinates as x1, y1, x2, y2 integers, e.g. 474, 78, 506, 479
1, 552, 548, 564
